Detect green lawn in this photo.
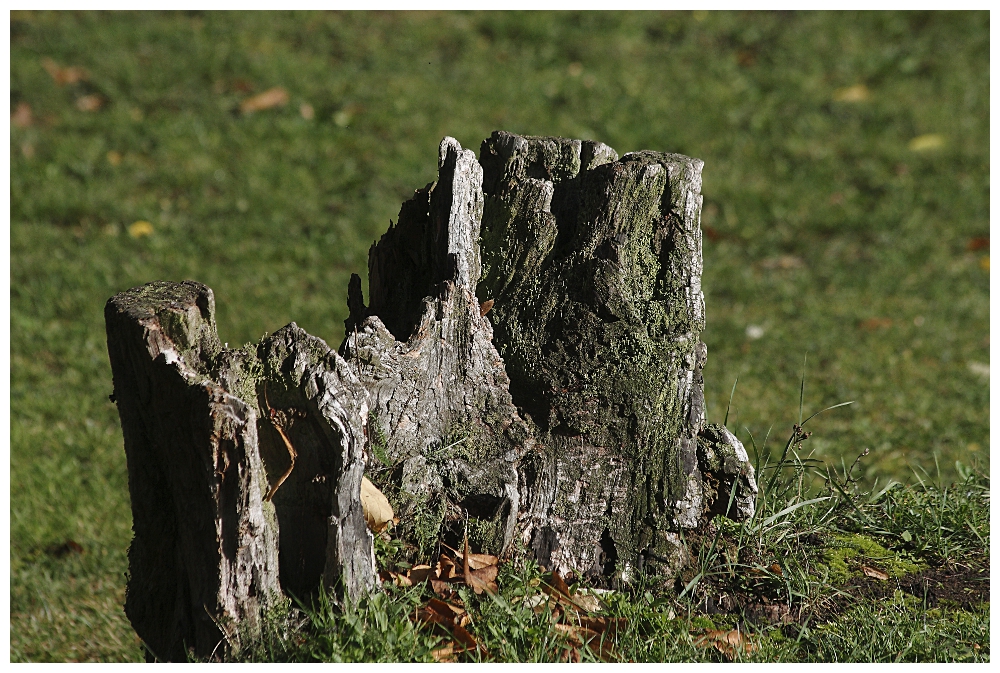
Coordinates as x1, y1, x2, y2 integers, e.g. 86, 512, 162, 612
10, 10, 988, 662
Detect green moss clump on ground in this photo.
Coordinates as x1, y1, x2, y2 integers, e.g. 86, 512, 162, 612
820, 533, 924, 584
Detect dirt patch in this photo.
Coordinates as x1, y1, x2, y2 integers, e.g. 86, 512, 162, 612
832, 558, 989, 612
693, 556, 988, 630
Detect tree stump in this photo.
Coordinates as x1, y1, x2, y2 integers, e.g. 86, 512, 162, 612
106, 132, 757, 660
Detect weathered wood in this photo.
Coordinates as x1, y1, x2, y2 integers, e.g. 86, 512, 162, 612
106, 281, 281, 661
106, 283, 376, 661
475, 131, 719, 578
343, 137, 531, 557
107, 131, 757, 656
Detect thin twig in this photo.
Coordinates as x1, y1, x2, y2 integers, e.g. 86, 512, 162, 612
263, 382, 297, 503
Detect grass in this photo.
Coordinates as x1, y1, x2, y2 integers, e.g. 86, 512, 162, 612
226, 440, 989, 663
9, 10, 988, 661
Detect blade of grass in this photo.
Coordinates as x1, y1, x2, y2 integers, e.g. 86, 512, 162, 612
724, 376, 739, 429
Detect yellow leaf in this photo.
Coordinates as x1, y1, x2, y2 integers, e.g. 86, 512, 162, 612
240, 86, 289, 113
361, 476, 393, 533
833, 84, 870, 102
909, 134, 945, 152
128, 221, 154, 238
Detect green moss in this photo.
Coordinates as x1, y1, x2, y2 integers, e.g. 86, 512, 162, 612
820, 533, 924, 584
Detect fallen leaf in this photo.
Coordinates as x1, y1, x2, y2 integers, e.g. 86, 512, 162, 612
909, 134, 945, 152
554, 622, 600, 646
694, 628, 757, 658
967, 237, 989, 252
389, 571, 412, 587
427, 597, 467, 624
769, 563, 782, 576
431, 642, 456, 662
240, 86, 289, 113
437, 554, 460, 580
736, 50, 756, 67
967, 361, 989, 378
46, 539, 84, 558
861, 565, 889, 581
571, 592, 605, 613
429, 578, 455, 598
462, 534, 498, 595
442, 543, 498, 570
523, 594, 550, 611
75, 94, 103, 112
577, 615, 626, 636
361, 476, 393, 533
760, 255, 805, 270
547, 569, 572, 598
41, 58, 87, 86
128, 221, 154, 238
833, 84, 870, 102
12, 102, 32, 128
407, 564, 435, 583
859, 317, 892, 330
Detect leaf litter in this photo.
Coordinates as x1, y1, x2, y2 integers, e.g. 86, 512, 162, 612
381, 529, 624, 661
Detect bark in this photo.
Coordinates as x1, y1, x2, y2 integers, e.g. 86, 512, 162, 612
106, 283, 375, 662
107, 132, 756, 658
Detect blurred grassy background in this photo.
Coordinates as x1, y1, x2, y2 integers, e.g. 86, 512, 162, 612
9, 10, 988, 661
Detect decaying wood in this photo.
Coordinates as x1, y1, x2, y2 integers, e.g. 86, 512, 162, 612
107, 132, 756, 659
107, 286, 375, 661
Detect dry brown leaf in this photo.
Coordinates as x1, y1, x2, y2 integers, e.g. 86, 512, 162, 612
427, 597, 466, 622
408, 564, 435, 583
11, 102, 32, 128
769, 563, 783, 576
548, 569, 572, 597
577, 615, 626, 637
555, 622, 617, 661
859, 317, 893, 331
694, 629, 757, 658
389, 572, 412, 587
861, 565, 889, 581
441, 542, 499, 570
41, 58, 87, 86
451, 623, 487, 657
431, 642, 456, 662
361, 476, 393, 533
75, 94, 103, 112
761, 255, 805, 270
554, 623, 600, 646
967, 237, 989, 252
437, 554, 460, 580
240, 86, 289, 113
429, 578, 455, 598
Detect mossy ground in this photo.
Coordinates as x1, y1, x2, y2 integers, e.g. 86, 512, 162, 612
10, 11, 988, 661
